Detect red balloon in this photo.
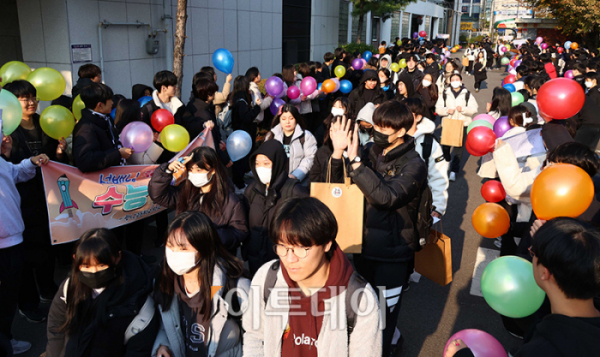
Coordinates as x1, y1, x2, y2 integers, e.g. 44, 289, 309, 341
537, 78, 585, 120
151, 109, 175, 132
419, 30, 427, 38
481, 180, 506, 203
466, 127, 496, 157
504, 74, 516, 84
557, 47, 564, 54
510, 58, 517, 67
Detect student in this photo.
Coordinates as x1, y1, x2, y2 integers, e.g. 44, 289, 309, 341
379, 40, 387, 54
140, 71, 185, 127
243, 197, 382, 357
473, 51, 487, 93
153, 211, 249, 357
347, 70, 385, 120
378, 68, 395, 100
265, 104, 317, 184
148, 146, 248, 254
585, 72, 600, 108
399, 55, 424, 89
323, 52, 335, 79
357, 103, 376, 146
513, 65, 529, 91
503, 104, 534, 139
73, 83, 133, 172
197, 66, 232, 116
246, 67, 273, 125
464, 43, 477, 75
72, 64, 102, 98
329, 102, 427, 356
416, 73, 439, 116
243, 140, 309, 275
436, 61, 460, 94
486, 87, 512, 119
45, 228, 159, 357
291, 63, 320, 116
313, 96, 348, 148
131, 84, 153, 101
0, 118, 48, 356
424, 53, 440, 81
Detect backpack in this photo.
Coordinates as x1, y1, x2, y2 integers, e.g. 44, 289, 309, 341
262, 260, 368, 336
246, 178, 300, 206
421, 133, 450, 165
442, 90, 471, 108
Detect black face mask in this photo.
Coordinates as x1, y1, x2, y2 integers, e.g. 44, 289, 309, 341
373, 129, 395, 149
78, 268, 116, 290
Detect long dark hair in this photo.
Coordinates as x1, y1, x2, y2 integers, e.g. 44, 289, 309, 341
489, 87, 512, 116
230, 75, 252, 105
323, 97, 349, 149
176, 147, 232, 216
114, 99, 141, 134
270, 104, 306, 131
416, 73, 439, 103
62, 229, 122, 334
157, 211, 243, 320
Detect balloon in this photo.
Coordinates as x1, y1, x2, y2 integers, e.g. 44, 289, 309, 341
472, 203, 510, 238
557, 47, 564, 54
276, 82, 288, 99
0, 61, 31, 86
531, 163, 594, 220
564, 41, 572, 49
334, 65, 346, 78
493, 116, 511, 138
473, 114, 496, 125
151, 109, 175, 132
332, 78, 340, 93
564, 70, 574, 79
120, 121, 153, 152
443, 329, 507, 357
511, 92, 525, 106
110, 108, 116, 120
505, 44, 510, 50
265, 76, 284, 97
321, 79, 336, 94
26, 67, 66, 101
501, 57, 510, 65
440, 54, 445, 61
399, 59, 407, 68
536, 36, 543, 44
339, 79, 353, 94
514, 60, 522, 67
362, 51, 372, 62
352, 58, 364, 70
300, 76, 317, 96
537, 78, 585, 119
508, 68, 517, 76
72, 95, 86, 121
160, 124, 190, 152
481, 256, 546, 318
269, 97, 285, 116
287, 85, 300, 100
450, 48, 457, 53
39, 105, 75, 140
360, 58, 367, 68
419, 30, 427, 37
467, 119, 494, 134
212, 48, 234, 74
541, 43, 548, 50
503, 83, 516, 92
0, 89, 23, 135
510, 58, 517, 67
571, 42, 578, 49
501, 46, 507, 52
397, 40, 402, 46
390, 63, 400, 72
504, 74, 516, 84
481, 180, 506, 203
466, 126, 496, 157
413, 32, 418, 39
138, 96, 152, 107
226, 130, 252, 162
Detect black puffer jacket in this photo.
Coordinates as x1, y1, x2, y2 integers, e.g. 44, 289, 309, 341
181, 98, 230, 164
399, 67, 424, 91
571, 96, 600, 128
347, 70, 386, 120
330, 137, 427, 262
395, 74, 434, 120
587, 85, 600, 109
243, 140, 309, 274
148, 162, 248, 251
73, 109, 122, 172
45, 252, 159, 357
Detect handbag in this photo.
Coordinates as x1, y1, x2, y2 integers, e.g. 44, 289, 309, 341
441, 112, 464, 147
462, 56, 469, 67
310, 159, 365, 253
415, 222, 453, 286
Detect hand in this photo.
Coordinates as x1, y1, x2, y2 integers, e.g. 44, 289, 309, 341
205, 120, 215, 130
495, 139, 506, 150
431, 211, 442, 219
486, 102, 492, 112
289, 174, 297, 179
300, 95, 307, 102
30, 154, 49, 166
157, 345, 173, 357
1, 135, 12, 158
445, 339, 468, 357
448, 108, 456, 115
255, 98, 262, 106
226, 160, 233, 168
219, 140, 227, 151
225, 74, 233, 83
530, 219, 547, 238
456, 106, 463, 112
347, 123, 360, 164
329, 115, 351, 156
168, 155, 192, 173
154, 132, 161, 143
119, 147, 134, 159
56, 138, 67, 156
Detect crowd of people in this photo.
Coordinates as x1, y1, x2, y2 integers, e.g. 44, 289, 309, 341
0, 33, 599, 357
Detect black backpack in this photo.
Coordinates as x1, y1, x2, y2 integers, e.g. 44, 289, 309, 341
262, 260, 368, 336
442, 90, 471, 108
421, 133, 450, 165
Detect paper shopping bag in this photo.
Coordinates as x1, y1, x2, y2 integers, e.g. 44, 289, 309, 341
462, 57, 469, 67
415, 228, 453, 286
310, 160, 364, 253
441, 117, 464, 147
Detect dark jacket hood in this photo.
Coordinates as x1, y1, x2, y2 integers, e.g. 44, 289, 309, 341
250, 140, 289, 191
132, 84, 153, 101
359, 69, 380, 86
396, 74, 416, 98
541, 121, 574, 151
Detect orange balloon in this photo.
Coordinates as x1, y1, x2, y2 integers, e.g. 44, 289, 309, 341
451, 48, 457, 53
472, 203, 510, 238
571, 42, 579, 50
531, 163, 594, 220
322, 79, 336, 94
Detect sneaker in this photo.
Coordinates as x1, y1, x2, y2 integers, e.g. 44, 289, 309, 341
11, 339, 32, 355
475, 89, 479, 93
19, 308, 47, 323
234, 184, 247, 195
449, 172, 456, 182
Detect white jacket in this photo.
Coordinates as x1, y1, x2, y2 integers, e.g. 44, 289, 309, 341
435, 86, 479, 127
249, 81, 273, 123
465, 48, 477, 61
266, 124, 317, 182
413, 118, 450, 215
242, 260, 382, 357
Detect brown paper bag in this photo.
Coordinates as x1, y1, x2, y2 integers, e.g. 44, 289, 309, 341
462, 57, 469, 67
441, 115, 464, 147
310, 160, 364, 253
415, 226, 452, 286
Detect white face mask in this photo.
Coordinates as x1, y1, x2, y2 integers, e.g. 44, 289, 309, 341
585, 81, 594, 88
187, 172, 212, 187
255, 167, 272, 185
451, 81, 462, 88
422, 79, 432, 87
165, 246, 199, 275
331, 107, 345, 117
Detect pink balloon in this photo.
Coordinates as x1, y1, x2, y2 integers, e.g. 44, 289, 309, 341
473, 114, 496, 125
332, 78, 340, 93
536, 36, 543, 44
287, 85, 300, 100
444, 329, 507, 357
541, 43, 548, 50
300, 77, 317, 96
564, 70, 574, 79
120, 121, 154, 152
361, 58, 367, 67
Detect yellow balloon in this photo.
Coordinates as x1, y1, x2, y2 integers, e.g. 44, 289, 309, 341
334, 65, 346, 78
399, 59, 407, 69
390, 63, 400, 72
72, 95, 85, 121
160, 124, 190, 152
40, 105, 75, 140
27, 67, 66, 101
506, 44, 511, 50
397, 40, 402, 46
0, 61, 32, 86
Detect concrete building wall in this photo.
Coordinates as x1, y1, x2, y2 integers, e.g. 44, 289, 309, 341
310, 0, 340, 61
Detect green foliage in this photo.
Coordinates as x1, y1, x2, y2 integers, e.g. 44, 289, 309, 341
459, 35, 467, 42
469, 35, 485, 44
350, 0, 415, 20
339, 43, 378, 56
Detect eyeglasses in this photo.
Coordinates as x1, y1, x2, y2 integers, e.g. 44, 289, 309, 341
273, 244, 311, 259
528, 246, 535, 258
18, 98, 39, 104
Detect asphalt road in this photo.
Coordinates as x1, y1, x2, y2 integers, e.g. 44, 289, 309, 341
12, 55, 522, 357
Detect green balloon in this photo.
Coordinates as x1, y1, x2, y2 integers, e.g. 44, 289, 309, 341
40, 105, 75, 140
27, 67, 66, 101
511, 92, 525, 107
481, 256, 546, 318
467, 119, 494, 134
0, 61, 32, 86
0, 89, 23, 136
501, 57, 510, 65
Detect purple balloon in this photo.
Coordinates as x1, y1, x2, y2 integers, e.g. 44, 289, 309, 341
287, 85, 300, 100
352, 58, 364, 70
564, 70, 574, 79
493, 116, 511, 138
270, 97, 285, 116
332, 78, 340, 93
444, 329, 507, 357
265, 76, 284, 97
276, 82, 288, 99
413, 32, 418, 39
120, 121, 153, 152
514, 60, 522, 67
473, 114, 496, 125
300, 76, 317, 96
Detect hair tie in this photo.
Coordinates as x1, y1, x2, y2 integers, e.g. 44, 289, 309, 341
523, 115, 533, 125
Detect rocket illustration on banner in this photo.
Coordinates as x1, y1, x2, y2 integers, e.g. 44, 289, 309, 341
58, 174, 78, 213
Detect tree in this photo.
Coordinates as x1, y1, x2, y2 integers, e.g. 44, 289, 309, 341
173, 0, 188, 98
351, 0, 415, 44
537, 0, 600, 47
517, 0, 551, 19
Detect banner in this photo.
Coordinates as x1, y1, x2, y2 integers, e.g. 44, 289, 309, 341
42, 129, 214, 245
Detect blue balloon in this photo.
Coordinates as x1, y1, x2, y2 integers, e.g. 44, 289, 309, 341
317, 83, 326, 100
110, 108, 116, 120
227, 130, 252, 162
564, 41, 572, 49
503, 83, 516, 93
339, 79, 353, 94
138, 96, 152, 107
362, 51, 372, 62
212, 48, 234, 74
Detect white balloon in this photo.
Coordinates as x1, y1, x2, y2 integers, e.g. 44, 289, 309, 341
227, 130, 253, 162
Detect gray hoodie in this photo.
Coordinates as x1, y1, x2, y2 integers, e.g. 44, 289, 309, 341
356, 103, 376, 146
